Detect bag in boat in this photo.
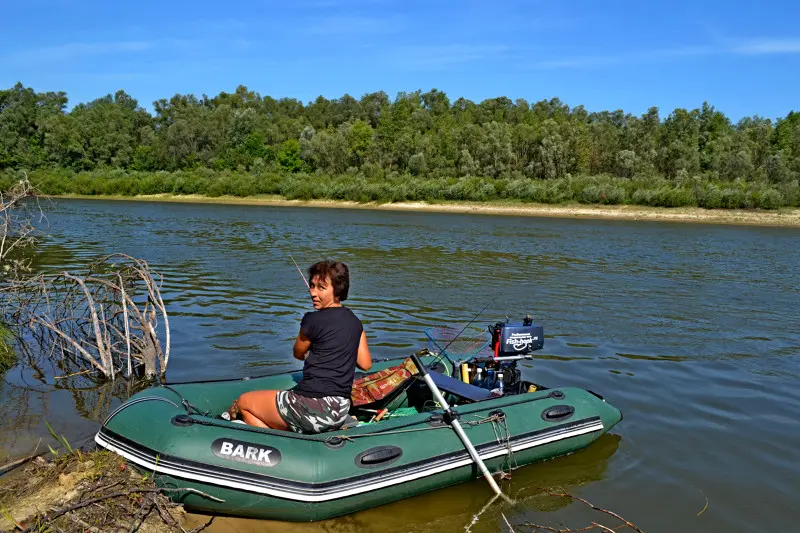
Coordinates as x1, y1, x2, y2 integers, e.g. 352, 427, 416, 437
351, 356, 419, 407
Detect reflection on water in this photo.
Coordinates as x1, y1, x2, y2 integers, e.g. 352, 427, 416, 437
183, 435, 622, 533
2, 198, 799, 533
0, 363, 154, 458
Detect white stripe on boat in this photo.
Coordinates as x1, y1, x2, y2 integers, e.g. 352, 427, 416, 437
95, 419, 604, 502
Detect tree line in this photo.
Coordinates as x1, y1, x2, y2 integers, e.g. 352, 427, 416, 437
1, 82, 799, 208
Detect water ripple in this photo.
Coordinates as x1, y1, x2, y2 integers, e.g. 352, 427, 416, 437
4, 199, 800, 533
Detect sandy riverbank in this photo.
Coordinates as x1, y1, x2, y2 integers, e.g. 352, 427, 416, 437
50, 194, 800, 227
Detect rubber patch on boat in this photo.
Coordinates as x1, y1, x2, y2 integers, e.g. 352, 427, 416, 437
211, 438, 282, 467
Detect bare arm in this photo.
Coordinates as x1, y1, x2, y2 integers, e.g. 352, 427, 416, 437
293, 329, 312, 361
356, 330, 372, 371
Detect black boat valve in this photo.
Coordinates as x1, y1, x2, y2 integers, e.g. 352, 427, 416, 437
171, 414, 194, 427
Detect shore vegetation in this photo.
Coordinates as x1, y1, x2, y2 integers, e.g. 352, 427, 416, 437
1, 83, 798, 209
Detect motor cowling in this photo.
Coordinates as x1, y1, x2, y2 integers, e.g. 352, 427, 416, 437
489, 315, 544, 358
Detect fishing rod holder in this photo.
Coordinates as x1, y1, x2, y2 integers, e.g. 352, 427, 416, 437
442, 409, 461, 425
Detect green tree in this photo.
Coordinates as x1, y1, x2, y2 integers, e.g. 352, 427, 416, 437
347, 120, 373, 167
278, 139, 302, 172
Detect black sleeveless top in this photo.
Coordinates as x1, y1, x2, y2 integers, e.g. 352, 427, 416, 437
294, 306, 363, 398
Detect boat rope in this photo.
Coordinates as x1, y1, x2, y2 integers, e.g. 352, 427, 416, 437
323, 412, 508, 443
327, 425, 451, 443
169, 410, 511, 446
485, 411, 516, 472
179, 413, 454, 442
151, 390, 563, 444
159, 385, 213, 418
103, 396, 181, 426
186, 416, 340, 441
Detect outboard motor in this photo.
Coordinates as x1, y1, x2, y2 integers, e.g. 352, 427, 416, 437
456, 315, 544, 394
489, 315, 544, 359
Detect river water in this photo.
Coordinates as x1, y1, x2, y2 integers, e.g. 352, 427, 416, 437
2, 199, 799, 533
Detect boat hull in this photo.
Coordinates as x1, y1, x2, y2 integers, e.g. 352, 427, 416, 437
95, 357, 622, 521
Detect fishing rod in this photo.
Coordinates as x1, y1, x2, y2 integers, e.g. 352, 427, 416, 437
435, 298, 496, 364
289, 255, 310, 289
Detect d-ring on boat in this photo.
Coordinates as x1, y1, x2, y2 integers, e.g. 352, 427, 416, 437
94, 316, 622, 521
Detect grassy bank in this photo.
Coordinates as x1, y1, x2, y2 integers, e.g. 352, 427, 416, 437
3, 168, 800, 210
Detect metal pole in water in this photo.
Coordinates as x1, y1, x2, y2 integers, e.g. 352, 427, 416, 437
410, 354, 504, 498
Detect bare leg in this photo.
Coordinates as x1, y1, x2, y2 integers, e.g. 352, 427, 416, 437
234, 390, 290, 430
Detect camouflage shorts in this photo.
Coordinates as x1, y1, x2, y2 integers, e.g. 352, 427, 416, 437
276, 391, 351, 434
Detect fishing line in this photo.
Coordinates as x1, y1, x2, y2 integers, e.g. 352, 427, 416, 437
437, 297, 497, 366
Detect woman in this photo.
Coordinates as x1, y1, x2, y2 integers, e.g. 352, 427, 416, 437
229, 260, 372, 433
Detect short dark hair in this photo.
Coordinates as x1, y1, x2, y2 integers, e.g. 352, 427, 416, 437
308, 260, 350, 301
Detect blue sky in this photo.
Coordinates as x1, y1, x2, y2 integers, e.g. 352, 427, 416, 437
1, 0, 798, 121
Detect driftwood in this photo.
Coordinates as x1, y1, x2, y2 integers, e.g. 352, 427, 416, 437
20, 487, 221, 532
6, 253, 170, 380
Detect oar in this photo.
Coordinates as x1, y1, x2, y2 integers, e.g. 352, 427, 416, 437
410, 353, 508, 500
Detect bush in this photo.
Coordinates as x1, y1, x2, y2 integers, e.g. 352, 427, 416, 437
579, 185, 626, 205
631, 189, 655, 206
778, 180, 800, 207
172, 175, 210, 195
753, 188, 785, 209
653, 186, 695, 207
720, 188, 747, 209
18, 168, 799, 210
697, 185, 722, 209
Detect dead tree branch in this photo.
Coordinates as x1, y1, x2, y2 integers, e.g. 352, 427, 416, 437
20, 486, 222, 533
516, 488, 644, 533
6, 254, 171, 380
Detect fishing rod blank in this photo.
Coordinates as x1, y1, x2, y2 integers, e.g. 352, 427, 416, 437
289, 255, 310, 288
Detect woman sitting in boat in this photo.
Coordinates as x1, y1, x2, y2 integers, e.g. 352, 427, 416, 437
228, 260, 372, 433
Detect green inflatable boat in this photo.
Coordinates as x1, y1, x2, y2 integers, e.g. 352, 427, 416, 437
94, 317, 622, 521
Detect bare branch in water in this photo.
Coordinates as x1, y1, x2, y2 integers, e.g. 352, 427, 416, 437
513, 487, 644, 533
5, 254, 171, 380
544, 488, 644, 533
